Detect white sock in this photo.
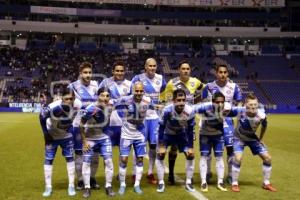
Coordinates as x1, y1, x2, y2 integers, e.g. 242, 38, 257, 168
185, 159, 195, 184
82, 162, 91, 189
207, 155, 212, 174
227, 155, 234, 178
44, 164, 53, 188
232, 162, 241, 185
200, 156, 208, 184
155, 158, 165, 183
119, 165, 127, 187
132, 151, 136, 175
90, 153, 99, 178
67, 161, 75, 187
104, 158, 114, 188
75, 154, 83, 181
216, 156, 225, 184
135, 165, 143, 187
263, 163, 272, 185
148, 148, 156, 175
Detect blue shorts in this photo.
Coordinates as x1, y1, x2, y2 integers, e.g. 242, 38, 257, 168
144, 119, 159, 145
160, 134, 189, 153
233, 137, 268, 155
105, 126, 121, 146
45, 138, 74, 160
200, 134, 224, 157
83, 138, 112, 162
223, 117, 234, 147
72, 127, 82, 151
120, 138, 146, 158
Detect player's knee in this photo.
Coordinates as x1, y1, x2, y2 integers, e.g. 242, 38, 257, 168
136, 157, 143, 165
44, 159, 53, 165
169, 151, 177, 160
215, 156, 223, 162
65, 157, 74, 162
263, 154, 272, 164
200, 155, 208, 161
226, 146, 234, 156
234, 156, 242, 165
91, 155, 99, 164
119, 157, 128, 167
170, 145, 178, 153
104, 158, 113, 169
149, 144, 156, 150
157, 153, 165, 160
186, 154, 194, 160
215, 152, 223, 158
75, 150, 83, 155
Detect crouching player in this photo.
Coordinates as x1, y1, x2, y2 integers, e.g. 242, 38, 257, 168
231, 93, 277, 192
39, 88, 79, 197
155, 89, 195, 193
194, 92, 229, 192
80, 88, 115, 198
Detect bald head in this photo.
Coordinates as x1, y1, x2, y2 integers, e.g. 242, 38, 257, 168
133, 81, 144, 102
145, 58, 157, 78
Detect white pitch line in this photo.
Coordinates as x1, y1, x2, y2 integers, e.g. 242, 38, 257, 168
145, 157, 208, 200
174, 174, 209, 200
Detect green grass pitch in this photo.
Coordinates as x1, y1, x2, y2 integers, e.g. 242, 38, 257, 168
0, 113, 299, 200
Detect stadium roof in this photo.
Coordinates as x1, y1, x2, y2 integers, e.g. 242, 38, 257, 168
50, 0, 285, 8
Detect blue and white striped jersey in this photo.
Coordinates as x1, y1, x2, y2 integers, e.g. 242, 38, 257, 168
131, 73, 166, 119
99, 77, 131, 126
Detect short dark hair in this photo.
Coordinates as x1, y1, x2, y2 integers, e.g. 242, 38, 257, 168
79, 62, 92, 72
212, 92, 225, 102
214, 58, 228, 72
245, 93, 257, 102
112, 60, 125, 71
173, 89, 186, 100
178, 60, 190, 69
61, 87, 74, 97
97, 87, 111, 96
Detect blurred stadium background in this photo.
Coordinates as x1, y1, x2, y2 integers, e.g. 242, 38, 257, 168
0, 0, 299, 200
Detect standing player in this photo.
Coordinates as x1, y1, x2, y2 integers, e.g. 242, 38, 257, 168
202, 62, 242, 183
194, 92, 229, 192
68, 62, 100, 190
160, 60, 204, 184
156, 89, 195, 193
39, 88, 79, 197
117, 82, 155, 195
98, 61, 131, 147
230, 94, 277, 192
131, 58, 166, 184
80, 88, 115, 198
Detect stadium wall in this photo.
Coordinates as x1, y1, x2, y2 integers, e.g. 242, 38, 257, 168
1, 20, 295, 38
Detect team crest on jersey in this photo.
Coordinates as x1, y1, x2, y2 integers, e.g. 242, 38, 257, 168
140, 105, 148, 112
191, 82, 195, 87
143, 81, 148, 86
226, 90, 231, 95
123, 88, 127, 93
156, 80, 160, 85
178, 119, 187, 127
